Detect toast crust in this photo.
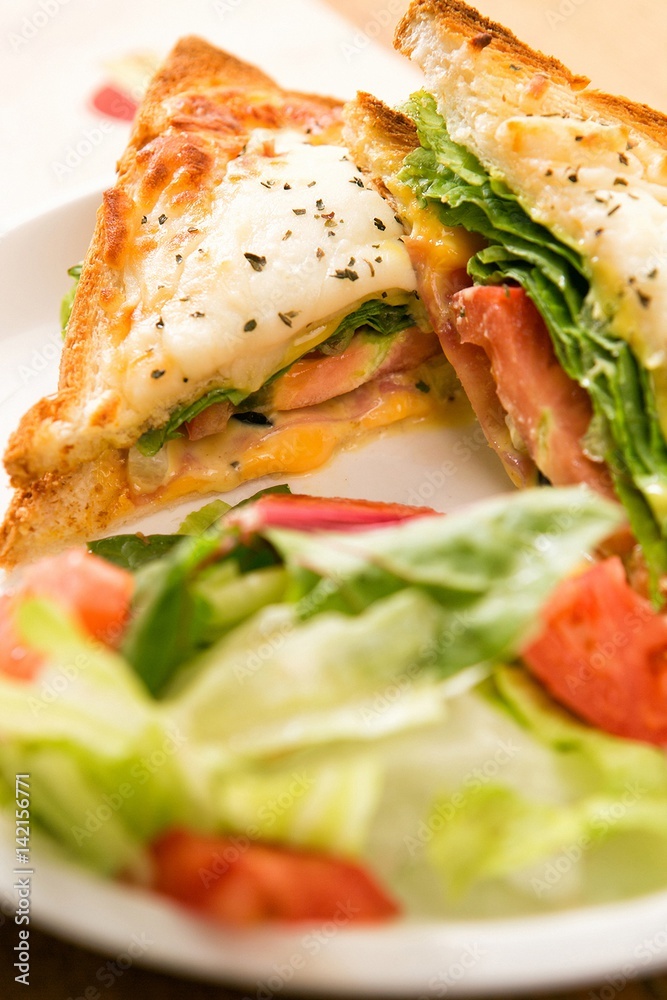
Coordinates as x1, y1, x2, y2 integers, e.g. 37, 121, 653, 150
396, 0, 589, 91
395, 0, 667, 148
348, 1, 667, 184
343, 93, 419, 213
4, 38, 343, 488
0, 452, 133, 568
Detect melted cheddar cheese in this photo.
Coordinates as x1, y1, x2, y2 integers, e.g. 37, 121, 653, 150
128, 360, 456, 503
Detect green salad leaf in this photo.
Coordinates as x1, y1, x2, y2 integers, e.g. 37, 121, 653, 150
0, 600, 203, 874
425, 665, 667, 900
3, 488, 660, 912
167, 588, 451, 757
88, 533, 182, 570
120, 485, 619, 698
400, 91, 667, 578
89, 485, 293, 572
266, 486, 622, 673
136, 386, 248, 457
212, 749, 384, 856
120, 524, 284, 696
176, 499, 231, 535
317, 298, 417, 356
120, 530, 239, 696
60, 262, 82, 335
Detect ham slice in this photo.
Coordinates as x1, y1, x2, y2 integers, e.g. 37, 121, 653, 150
267, 325, 440, 412
407, 244, 537, 488
452, 285, 614, 496
185, 325, 441, 442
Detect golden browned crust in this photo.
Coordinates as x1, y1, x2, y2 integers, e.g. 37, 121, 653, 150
395, 0, 589, 90
0, 451, 133, 569
583, 90, 667, 147
345, 93, 418, 168
343, 94, 420, 215
395, 0, 667, 144
138, 36, 275, 119
126, 36, 342, 155
4, 37, 344, 490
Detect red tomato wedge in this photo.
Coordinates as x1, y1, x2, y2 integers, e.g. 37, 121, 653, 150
0, 550, 133, 681
522, 557, 667, 744
150, 830, 400, 926
20, 549, 133, 645
229, 492, 435, 535
0, 595, 43, 682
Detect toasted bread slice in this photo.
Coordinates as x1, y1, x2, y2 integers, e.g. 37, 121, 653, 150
348, 0, 667, 376
344, 1, 667, 574
5, 38, 346, 486
0, 36, 459, 566
392, 0, 667, 412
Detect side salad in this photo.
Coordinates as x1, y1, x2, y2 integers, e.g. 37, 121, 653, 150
1, 486, 667, 925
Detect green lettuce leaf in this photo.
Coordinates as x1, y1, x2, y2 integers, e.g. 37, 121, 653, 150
121, 525, 284, 695
116, 486, 620, 697
176, 499, 231, 535
136, 386, 248, 457
0, 490, 645, 899
317, 298, 417, 356
208, 746, 384, 857
265, 486, 622, 672
89, 485, 292, 572
0, 601, 204, 874
60, 262, 82, 335
88, 534, 182, 570
425, 665, 667, 900
0, 601, 411, 870
400, 91, 667, 578
166, 588, 452, 758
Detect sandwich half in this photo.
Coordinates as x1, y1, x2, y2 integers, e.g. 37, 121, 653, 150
344, 0, 667, 577
0, 36, 455, 566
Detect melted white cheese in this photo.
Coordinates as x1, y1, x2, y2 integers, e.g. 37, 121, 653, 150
487, 116, 667, 372
120, 131, 417, 412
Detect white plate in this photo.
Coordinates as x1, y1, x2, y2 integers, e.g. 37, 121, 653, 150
1, 193, 667, 997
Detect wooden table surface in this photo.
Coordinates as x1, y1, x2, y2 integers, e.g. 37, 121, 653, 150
3, 1, 667, 997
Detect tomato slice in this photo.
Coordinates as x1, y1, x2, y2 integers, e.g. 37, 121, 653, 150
150, 830, 400, 926
0, 549, 133, 681
19, 549, 133, 646
0, 595, 43, 682
521, 557, 667, 744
